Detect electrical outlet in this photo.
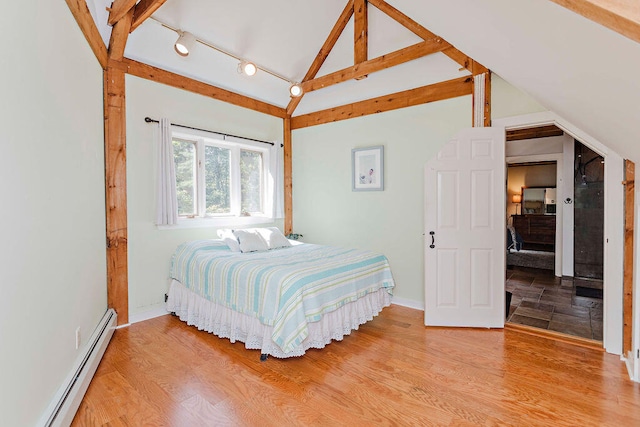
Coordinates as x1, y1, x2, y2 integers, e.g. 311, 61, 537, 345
75, 327, 81, 349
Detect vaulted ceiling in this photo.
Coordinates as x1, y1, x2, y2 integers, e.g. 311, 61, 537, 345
85, 0, 640, 161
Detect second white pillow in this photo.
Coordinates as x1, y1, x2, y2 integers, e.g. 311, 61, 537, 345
233, 229, 269, 253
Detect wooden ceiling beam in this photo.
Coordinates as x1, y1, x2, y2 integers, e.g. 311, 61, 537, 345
506, 125, 564, 141
368, 0, 488, 74
108, 8, 134, 61
116, 58, 287, 118
354, 0, 368, 79
130, 0, 167, 32
291, 76, 472, 129
65, 0, 109, 69
107, 0, 138, 26
286, 0, 354, 115
548, 0, 640, 45
302, 39, 450, 93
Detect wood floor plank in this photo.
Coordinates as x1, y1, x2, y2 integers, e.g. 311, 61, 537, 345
72, 307, 640, 426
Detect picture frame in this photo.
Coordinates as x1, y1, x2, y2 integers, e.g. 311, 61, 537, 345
352, 146, 384, 191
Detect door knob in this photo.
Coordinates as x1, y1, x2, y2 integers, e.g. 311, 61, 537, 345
429, 231, 435, 249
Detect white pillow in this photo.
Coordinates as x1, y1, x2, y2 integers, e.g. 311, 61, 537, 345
216, 229, 240, 252
233, 229, 269, 253
256, 227, 291, 250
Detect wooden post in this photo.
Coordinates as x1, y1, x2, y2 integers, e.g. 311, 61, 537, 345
104, 66, 129, 325
623, 160, 635, 356
354, 0, 368, 79
284, 117, 293, 236
483, 70, 492, 127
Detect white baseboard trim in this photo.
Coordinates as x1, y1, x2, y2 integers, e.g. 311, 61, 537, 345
39, 309, 117, 427
624, 351, 639, 382
392, 297, 424, 311
130, 303, 170, 324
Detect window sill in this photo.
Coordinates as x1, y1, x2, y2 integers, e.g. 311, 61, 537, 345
157, 215, 275, 230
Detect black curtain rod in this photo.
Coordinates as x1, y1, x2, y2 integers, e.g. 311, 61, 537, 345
144, 117, 280, 147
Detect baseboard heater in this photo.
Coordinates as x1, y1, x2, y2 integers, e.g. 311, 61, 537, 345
39, 309, 117, 427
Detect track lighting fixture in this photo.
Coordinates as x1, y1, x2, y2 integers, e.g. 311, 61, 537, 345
156, 18, 302, 99
238, 61, 258, 76
174, 31, 196, 57
289, 83, 303, 97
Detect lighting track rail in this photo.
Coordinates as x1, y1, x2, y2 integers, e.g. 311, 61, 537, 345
150, 17, 303, 97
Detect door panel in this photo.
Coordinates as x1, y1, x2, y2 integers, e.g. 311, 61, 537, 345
425, 127, 505, 327
436, 249, 458, 307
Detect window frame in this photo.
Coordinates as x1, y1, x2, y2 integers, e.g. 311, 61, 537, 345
169, 127, 272, 227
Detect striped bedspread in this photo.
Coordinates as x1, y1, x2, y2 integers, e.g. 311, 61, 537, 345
170, 240, 395, 354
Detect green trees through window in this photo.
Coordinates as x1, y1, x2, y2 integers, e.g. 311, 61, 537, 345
172, 135, 267, 218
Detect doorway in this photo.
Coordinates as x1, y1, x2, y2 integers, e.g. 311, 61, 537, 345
505, 127, 604, 341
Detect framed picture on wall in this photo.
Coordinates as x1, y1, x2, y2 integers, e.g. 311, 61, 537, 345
352, 146, 384, 191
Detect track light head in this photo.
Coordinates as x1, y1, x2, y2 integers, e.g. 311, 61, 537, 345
174, 31, 196, 57
238, 61, 257, 76
289, 83, 303, 98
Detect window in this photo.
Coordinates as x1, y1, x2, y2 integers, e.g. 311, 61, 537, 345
172, 129, 271, 221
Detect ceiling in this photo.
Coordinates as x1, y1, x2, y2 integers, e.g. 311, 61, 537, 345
87, 0, 640, 161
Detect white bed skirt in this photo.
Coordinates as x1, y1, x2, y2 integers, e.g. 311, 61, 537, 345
166, 279, 391, 358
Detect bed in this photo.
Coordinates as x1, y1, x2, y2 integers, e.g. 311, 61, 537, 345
166, 231, 395, 359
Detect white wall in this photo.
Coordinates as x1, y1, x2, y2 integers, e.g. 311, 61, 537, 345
0, 2, 107, 425
291, 97, 471, 304
291, 74, 548, 306
492, 74, 546, 121
126, 76, 284, 318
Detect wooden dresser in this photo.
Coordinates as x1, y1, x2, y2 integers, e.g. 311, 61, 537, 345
512, 214, 556, 250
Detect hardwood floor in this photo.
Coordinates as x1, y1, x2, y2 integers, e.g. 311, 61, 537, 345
72, 306, 640, 426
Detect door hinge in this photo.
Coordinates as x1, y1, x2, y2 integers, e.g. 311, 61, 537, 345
637, 349, 639, 359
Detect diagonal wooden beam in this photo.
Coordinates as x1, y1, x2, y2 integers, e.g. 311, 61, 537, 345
108, 8, 134, 61
115, 58, 288, 118
291, 76, 472, 129
65, 0, 109, 69
548, 0, 640, 45
354, 0, 368, 78
130, 0, 167, 32
302, 39, 450, 93
368, 0, 487, 74
286, 0, 354, 116
108, 0, 138, 26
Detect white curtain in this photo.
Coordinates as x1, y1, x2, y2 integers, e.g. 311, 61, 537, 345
156, 118, 178, 225
271, 142, 285, 219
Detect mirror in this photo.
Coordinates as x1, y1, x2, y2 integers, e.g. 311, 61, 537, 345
522, 187, 556, 214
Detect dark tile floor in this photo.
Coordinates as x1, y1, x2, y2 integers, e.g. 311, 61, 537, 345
506, 267, 603, 341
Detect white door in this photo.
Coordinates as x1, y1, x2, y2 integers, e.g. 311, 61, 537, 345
424, 127, 505, 327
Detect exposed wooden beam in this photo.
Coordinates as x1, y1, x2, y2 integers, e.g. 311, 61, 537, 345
291, 76, 472, 129
65, 0, 109, 69
130, 0, 167, 32
354, 0, 368, 79
104, 66, 129, 326
116, 58, 288, 118
108, 0, 138, 26
302, 39, 450, 93
283, 118, 293, 236
286, 0, 354, 116
108, 8, 134, 61
483, 71, 491, 126
368, 0, 487, 74
506, 125, 564, 141
623, 159, 635, 356
548, 0, 640, 45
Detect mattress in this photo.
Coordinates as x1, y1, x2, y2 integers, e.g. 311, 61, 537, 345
167, 239, 395, 357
